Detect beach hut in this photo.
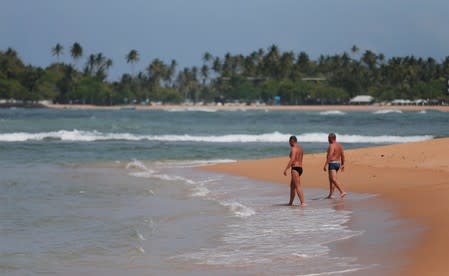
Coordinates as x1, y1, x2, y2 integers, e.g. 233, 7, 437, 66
349, 95, 374, 105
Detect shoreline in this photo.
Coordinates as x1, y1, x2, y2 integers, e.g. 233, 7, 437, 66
200, 138, 449, 275
41, 103, 449, 112
328, 194, 418, 275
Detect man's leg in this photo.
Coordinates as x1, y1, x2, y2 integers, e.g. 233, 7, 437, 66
326, 170, 335, 198
330, 170, 346, 197
288, 175, 295, 205
293, 172, 305, 206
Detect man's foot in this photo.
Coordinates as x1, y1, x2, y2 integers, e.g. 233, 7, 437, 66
288, 202, 293, 206
325, 195, 333, 199
340, 192, 347, 198
300, 203, 307, 207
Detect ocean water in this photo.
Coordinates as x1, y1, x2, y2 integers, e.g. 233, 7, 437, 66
0, 107, 447, 275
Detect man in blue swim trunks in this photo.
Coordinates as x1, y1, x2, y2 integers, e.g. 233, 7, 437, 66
323, 133, 346, 199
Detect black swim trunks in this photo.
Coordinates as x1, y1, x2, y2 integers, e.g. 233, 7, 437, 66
291, 166, 303, 176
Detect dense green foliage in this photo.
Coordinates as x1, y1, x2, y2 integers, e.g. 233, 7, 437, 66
1, 44, 448, 105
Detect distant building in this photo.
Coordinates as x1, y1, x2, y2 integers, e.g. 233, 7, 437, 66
391, 99, 428, 105
349, 95, 374, 105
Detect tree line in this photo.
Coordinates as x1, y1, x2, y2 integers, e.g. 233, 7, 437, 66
1, 43, 448, 106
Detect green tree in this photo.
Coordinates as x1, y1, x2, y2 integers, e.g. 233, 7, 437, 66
84, 53, 113, 81
51, 43, 64, 71
126, 49, 139, 76
70, 42, 83, 69
351, 45, 359, 60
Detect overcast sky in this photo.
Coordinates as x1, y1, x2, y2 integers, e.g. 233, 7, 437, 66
1, 0, 448, 80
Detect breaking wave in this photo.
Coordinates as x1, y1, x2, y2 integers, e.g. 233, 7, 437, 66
0, 130, 433, 144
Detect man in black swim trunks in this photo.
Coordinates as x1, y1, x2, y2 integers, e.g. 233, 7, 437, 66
283, 136, 305, 206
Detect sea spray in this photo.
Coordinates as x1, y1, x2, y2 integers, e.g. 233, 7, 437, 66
0, 130, 433, 144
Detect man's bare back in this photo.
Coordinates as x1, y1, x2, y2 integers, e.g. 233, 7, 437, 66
327, 142, 344, 163
290, 143, 304, 168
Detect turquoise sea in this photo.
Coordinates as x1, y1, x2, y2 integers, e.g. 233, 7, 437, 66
0, 107, 447, 275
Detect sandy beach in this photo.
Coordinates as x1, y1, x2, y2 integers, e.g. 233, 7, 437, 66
201, 137, 449, 275
43, 103, 449, 113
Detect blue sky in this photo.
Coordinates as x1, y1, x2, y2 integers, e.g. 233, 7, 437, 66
1, 0, 448, 80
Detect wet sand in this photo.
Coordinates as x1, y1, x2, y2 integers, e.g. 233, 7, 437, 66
201, 138, 449, 275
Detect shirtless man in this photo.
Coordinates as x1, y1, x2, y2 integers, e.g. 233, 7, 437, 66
283, 136, 305, 206
323, 133, 346, 199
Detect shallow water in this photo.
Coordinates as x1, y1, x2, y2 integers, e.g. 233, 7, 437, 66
0, 108, 443, 275
0, 159, 413, 276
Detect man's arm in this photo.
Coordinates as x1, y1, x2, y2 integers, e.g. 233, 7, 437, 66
340, 145, 345, 171
284, 149, 295, 175
323, 145, 332, 171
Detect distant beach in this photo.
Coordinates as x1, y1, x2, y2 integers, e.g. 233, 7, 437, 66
44, 103, 449, 112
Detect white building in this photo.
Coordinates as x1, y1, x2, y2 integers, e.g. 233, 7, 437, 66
349, 95, 374, 104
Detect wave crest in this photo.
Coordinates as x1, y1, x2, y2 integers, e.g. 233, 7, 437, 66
319, 110, 346, 116
0, 130, 433, 144
373, 109, 403, 114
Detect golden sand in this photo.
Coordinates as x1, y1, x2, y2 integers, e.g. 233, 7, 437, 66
202, 138, 449, 275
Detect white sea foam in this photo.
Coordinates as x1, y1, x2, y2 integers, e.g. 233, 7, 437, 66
125, 159, 217, 200
126, 160, 202, 189
126, 159, 152, 172
190, 186, 210, 197
137, 233, 146, 241
129, 171, 153, 178
319, 110, 346, 116
175, 197, 364, 268
0, 130, 433, 144
298, 133, 433, 144
296, 267, 367, 276
129, 170, 197, 185
373, 109, 403, 114
165, 107, 218, 112
292, 253, 310, 258
220, 201, 256, 218
162, 159, 236, 168
154, 174, 196, 184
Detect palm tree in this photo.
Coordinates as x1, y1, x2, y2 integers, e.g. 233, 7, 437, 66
165, 59, 177, 87
83, 53, 112, 80
263, 44, 281, 78
279, 51, 295, 79
98, 56, 113, 81
70, 42, 83, 69
212, 57, 222, 75
296, 51, 310, 73
201, 64, 209, 86
176, 67, 200, 102
202, 52, 213, 65
243, 54, 257, 77
52, 43, 64, 71
351, 45, 359, 60
222, 53, 232, 77
362, 50, 378, 70
126, 49, 139, 76
84, 54, 96, 75
147, 58, 168, 89
5, 47, 18, 58
202, 51, 213, 80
